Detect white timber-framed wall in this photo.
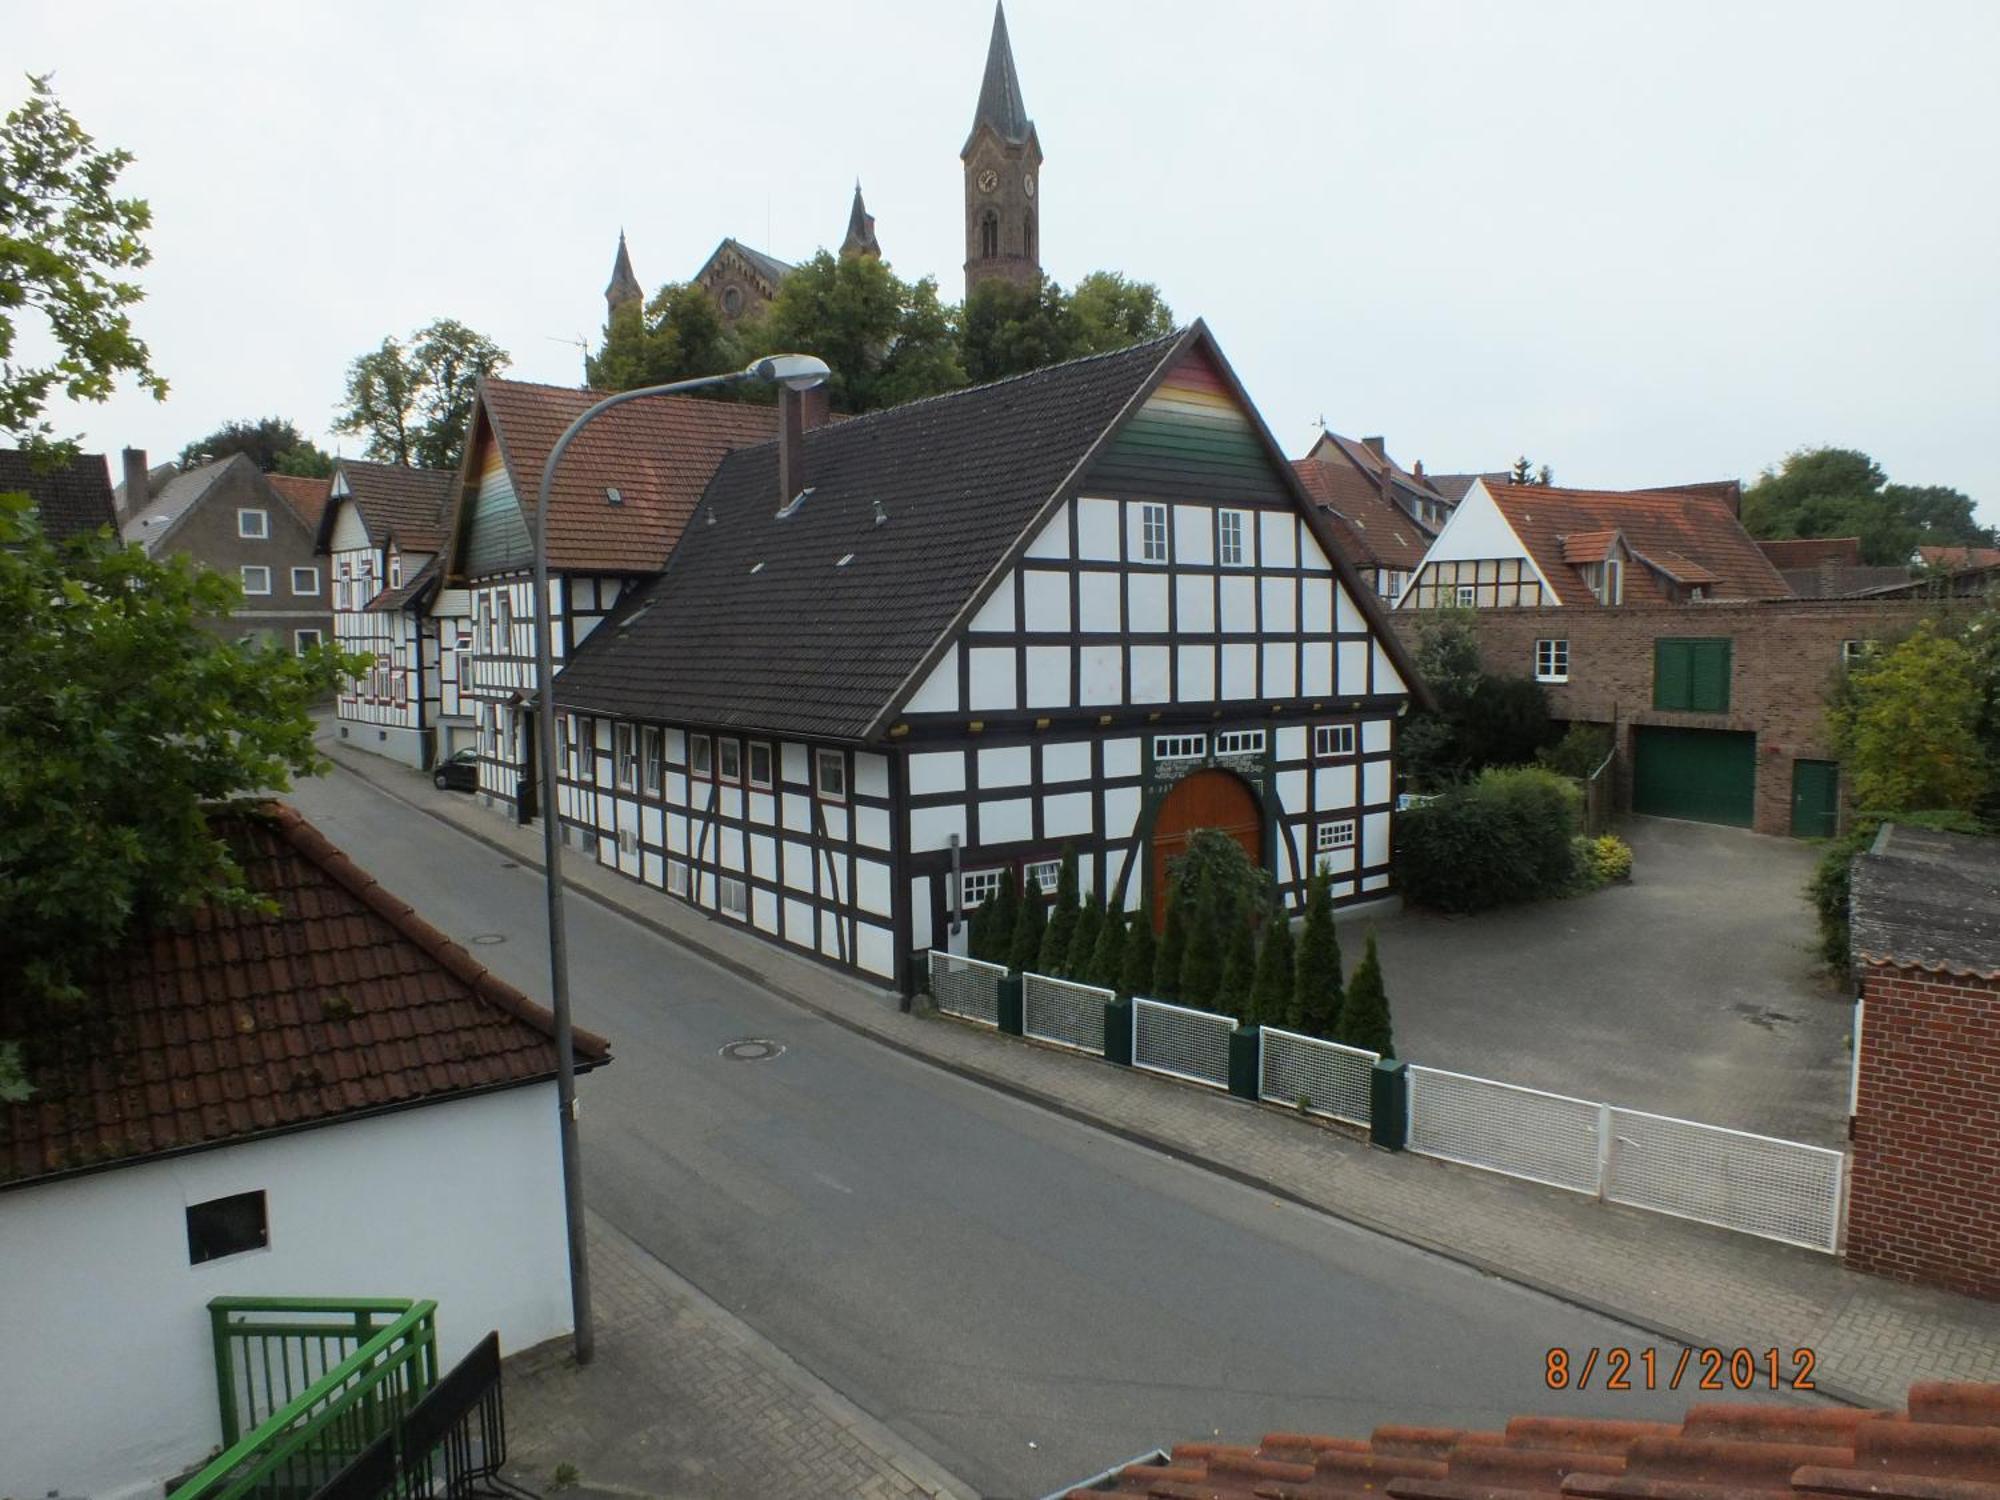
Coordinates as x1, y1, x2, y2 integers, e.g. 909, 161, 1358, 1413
326, 490, 438, 768
0, 1086, 572, 1500
1397, 478, 1560, 610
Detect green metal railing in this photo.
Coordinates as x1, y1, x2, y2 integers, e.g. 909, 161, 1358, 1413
168, 1297, 438, 1500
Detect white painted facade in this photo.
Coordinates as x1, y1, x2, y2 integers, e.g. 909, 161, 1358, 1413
1396, 479, 1562, 609
328, 496, 440, 769
0, 1085, 572, 1500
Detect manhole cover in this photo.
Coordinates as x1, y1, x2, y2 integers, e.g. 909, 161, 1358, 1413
720, 1039, 785, 1062
470, 933, 507, 946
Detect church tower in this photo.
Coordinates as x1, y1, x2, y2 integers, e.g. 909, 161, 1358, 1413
840, 181, 881, 260
605, 231, 643, 322
962, 1, 1042, 298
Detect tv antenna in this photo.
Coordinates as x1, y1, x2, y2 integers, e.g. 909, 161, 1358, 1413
546, 332, 591, 383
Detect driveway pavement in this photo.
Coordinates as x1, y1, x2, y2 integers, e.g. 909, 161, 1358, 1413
1344, 817, 1849, 1144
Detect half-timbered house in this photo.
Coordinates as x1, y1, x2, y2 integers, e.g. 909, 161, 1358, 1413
550, 324, 1426, 990
317, 459, 455, 768
439, 379, 777, 821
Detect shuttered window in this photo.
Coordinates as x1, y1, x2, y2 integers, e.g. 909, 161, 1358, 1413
1654, 638, 1732, 712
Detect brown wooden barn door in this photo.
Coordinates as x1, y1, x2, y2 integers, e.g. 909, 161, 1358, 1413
1150, 769, 1261, 931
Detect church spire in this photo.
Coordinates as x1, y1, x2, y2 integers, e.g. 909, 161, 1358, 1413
840, 181, 881, 260
962, 1, 1034, 155
605, 230, 642, 320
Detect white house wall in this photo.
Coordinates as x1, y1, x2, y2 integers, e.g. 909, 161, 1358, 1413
0, 1085, 573, 1500
1397, 479, 1560, 608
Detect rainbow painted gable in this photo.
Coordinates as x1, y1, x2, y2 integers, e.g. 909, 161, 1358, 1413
1085, 345, 1290, 505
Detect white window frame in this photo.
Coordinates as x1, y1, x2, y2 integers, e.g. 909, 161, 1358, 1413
240, 565, 272, 596
719, 875, 749, 920
389, 554, 403, 590
293, 629, 322, 653
642, 727, 663, 795
1023, 859, 1061, 895
1139, 502, 1169, 564
291, 566, 320, 596
815, 748, 847, 802
1316, 820, 1357, 853
718, 737, 743, 784
748, 741, 774, 790
1214, 728, 1265, 756
615, 723, 638, 791
1534, 638, 1570, 683
690, 734, 714, 779
667, 859, 690, 897
959, 868, 1004, 907
1842, 639, 1878, 667
1313, 723, 1357, 759
1217, 508, 1249, 567
1152, 732, 1206, 763
497, 596, 513, 652
237, 508, 268, 539
1455, 584, 1477, 608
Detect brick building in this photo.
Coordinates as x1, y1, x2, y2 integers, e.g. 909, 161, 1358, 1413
1392, 598, 1931, 836
1847, 824, 2000, 1300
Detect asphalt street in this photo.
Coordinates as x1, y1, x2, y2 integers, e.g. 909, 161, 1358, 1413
287, 770, 1806, 1499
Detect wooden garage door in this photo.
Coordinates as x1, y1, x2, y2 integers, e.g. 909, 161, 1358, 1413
1151, 769, 1262, 930
1632, 726, 1755, 827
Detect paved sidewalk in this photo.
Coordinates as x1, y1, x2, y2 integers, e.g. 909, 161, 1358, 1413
315, 738, 2000, 1411
503, 1213, 969, 1500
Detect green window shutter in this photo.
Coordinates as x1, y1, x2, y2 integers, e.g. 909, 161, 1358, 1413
1654, 640, 1692, 710
1690, 639, 1732, 712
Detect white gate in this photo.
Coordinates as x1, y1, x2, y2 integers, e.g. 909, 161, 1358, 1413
1131, 997, 1237, 1089
1605, 1107, 1845, 1252
928, 950, 1006, 1027
1022, 972, 1111, 1055
1406, 1066, 1603, 1195
1259, 1027, 1378, 1127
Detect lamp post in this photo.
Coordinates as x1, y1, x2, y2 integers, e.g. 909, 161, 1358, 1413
530, 353, 831, 1365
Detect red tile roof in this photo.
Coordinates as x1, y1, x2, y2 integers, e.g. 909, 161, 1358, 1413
266, 473, 331, 535
1065, 1382, 2000, 1500
1919, 545, 2000, 570
1561, 529, 1621, 565
1488, 482, 1792, 605
476, 378, 778, 575
1292, 455, 1434, 571
1758, 536, 1864, 569
1, 803, 608, 1187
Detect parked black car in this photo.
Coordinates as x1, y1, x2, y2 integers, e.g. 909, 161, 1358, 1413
433, 747, 479, 792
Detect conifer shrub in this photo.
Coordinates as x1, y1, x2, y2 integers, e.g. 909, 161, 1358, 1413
1037, 846, 1080, 974
1291, 869, 1344, 1036
1179, 876, 1227, 1012
1219, 911, 1258, 1022
1119, 911, 1158, 999
970, 868, 1019, 963
1007, 877, 1047, 974
1153, 889, 1190, 1002
1337, 931, 1395, 1058
1087, 905, 1127, 992
1248, 898, 1295, 1027
1065, 893, 1105, 981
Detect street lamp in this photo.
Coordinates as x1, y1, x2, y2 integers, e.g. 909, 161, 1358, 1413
530, 353, 831, 1365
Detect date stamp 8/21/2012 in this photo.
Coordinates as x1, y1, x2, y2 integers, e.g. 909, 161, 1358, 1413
1546, 1347, 1817, 1392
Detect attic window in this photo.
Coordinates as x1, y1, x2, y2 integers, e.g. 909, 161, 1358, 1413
605, 487, 623, 507
774, 486, 815, 520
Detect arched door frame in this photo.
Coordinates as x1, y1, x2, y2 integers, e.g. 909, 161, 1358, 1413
1129, 765, 1278, 924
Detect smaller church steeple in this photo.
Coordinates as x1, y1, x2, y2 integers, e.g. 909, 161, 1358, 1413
605, 231, 643, 320
840, 181, 881, 260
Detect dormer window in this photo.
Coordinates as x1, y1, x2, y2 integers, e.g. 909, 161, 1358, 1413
389, 554, 402, 590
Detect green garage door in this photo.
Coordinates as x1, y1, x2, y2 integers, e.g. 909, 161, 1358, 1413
1633, 726, 1756, 827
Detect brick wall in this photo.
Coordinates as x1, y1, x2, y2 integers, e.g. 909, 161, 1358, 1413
1390, 600, 1931, 835
1846, 963, 2000, 1299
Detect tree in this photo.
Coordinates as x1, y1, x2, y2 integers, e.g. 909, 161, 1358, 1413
745, 252, 965, 413
587, 282, 746, 393
1086, 905, 1127, 991
1218, 911, 1257, 1023
1178, 875, 1227, 1011
179, 417, 331, 476
1828, 622, 1988, 813
1038, 845, 1080, 974
1153, 889, 1189, 1002
1248, 900, 1296, 1028
1291, 869, 1343, 1036
1117, 911, 1157, 999
1, 74, 168, 454
1065, 271, 1175, 355
1742, 446, 1990, 564
1337, 932, 1395, 1057
1066, 893, 1105, 981
1007, 876, 1048, 974
1509, 456, 1553, 486
1399, 605, 1554, 786
336, 319, 508, 470
1164, 827, 1270, 917
969, 868, 1020, 964
0, 498, 362, 1096
960, 276, 1073, 384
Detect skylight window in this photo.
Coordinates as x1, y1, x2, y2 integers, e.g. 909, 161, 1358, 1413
775, 486, 816, 520
749, 561, 765, 574
605, 487, 623, 506
835, 553, 854, 568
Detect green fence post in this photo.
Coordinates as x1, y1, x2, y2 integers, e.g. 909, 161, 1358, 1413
210, 1302, 240, 1448
1228, 1027, 1261, 1101
997, 975, 1024, 1036
1104, 997, 1132, 1064
1369, 1060, 1409, 1151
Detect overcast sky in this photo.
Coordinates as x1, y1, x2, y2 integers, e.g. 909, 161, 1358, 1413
15, 2, 1999, 513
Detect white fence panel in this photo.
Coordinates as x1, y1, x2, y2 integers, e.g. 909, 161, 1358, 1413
1605, 1107, 1845, 1252
1132, 997, 1236, 1089
1407, 1066, 1602, 1195
1023, 971, 1111, 1056
1259, 1027, 1378, 1126
928, 950, 1006, 1027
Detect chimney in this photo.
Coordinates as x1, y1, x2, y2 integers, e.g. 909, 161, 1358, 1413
800, 383, 832, 432
778, 386, 807, 507
1362, 435, 1387, 460
120, 447, 149, 518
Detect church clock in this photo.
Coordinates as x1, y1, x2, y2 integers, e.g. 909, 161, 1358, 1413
978, 168, 998, 194
1023, 173, 1036, 198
